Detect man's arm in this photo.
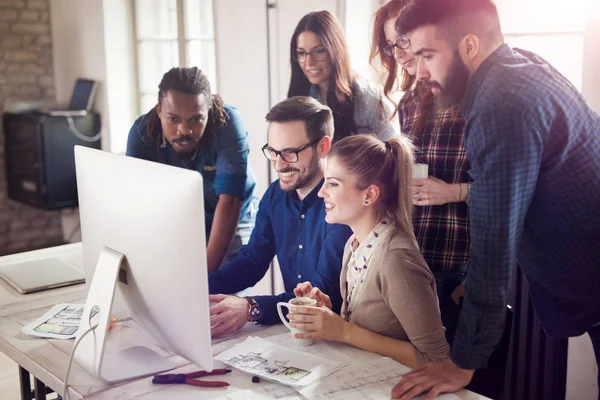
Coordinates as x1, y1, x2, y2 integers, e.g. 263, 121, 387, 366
253, 223, 352, 325
451, 104, 542, 369
206, 194, 242, 272
208, 105, 252, 270
391, 102, 544, 400
208, 189, 275, 294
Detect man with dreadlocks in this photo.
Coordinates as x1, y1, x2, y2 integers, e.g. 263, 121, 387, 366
127, 67, 258, 272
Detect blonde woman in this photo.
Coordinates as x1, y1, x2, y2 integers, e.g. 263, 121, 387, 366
290, 135, 449, 368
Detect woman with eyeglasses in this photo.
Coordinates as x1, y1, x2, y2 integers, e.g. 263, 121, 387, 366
288, 10, 398, 143
370, 0, 472, 344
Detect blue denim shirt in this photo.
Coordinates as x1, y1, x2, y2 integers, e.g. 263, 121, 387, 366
452, 44, 600, 369
209, 179, 353, 325
126, 104, 258, 239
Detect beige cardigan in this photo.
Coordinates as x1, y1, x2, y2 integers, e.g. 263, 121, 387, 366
340, 226, 450, 365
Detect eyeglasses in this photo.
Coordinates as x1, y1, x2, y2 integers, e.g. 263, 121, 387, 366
382, 37, 411, 57
294, 48, 328, 63
261, 138, 322, 163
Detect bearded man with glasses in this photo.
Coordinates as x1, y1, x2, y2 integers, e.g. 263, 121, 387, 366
208, 96, 352, 337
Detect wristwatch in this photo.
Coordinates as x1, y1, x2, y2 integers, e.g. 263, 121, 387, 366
244, 296, 262, 323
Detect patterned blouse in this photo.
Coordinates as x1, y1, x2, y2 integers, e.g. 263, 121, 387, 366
398, 90, 470, 276
344, 217, 395, 319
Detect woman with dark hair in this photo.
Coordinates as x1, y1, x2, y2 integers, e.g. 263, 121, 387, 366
126, 67, 258, 273
288, 10, 398, 143
290, 134, 449, 367
370, 0, 471, 343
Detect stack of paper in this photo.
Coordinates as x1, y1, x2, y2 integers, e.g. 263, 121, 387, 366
21, 303, 95, 340
215, 336, 345, 387
299, 357, 466, 400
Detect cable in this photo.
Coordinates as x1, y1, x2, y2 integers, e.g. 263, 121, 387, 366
62, 313, 134, 400
62, 321, 98, 400
65, 116, 101, 143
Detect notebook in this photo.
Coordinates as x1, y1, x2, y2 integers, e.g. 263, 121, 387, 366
0, 258, 85, 294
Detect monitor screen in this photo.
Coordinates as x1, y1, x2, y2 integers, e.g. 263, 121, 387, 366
73, 146, 212, 383
69, 79, 97, 111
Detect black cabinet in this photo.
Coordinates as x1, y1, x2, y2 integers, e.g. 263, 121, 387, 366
3, 112, 101, 209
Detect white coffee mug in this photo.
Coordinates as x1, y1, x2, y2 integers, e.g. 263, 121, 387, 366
276, 297, 317, 347
413, 163, 429, 179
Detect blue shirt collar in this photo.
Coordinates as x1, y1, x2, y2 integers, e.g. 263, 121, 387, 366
460, 43, 512, 118
288, 178, 324, 209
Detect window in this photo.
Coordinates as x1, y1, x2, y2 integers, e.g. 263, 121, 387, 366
134, 0, 217, 113
497, 0, 586, 91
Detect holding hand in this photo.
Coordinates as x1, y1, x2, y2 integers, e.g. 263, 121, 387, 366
412, 177, 462, 206
209, 294, 248, 337
287, 305, 349, 342
294, 282, 333, 309
391, 358, 474, 400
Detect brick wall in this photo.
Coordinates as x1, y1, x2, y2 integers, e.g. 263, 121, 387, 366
0, 0, 64, 256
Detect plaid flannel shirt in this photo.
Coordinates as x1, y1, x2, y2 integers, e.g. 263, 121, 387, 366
398, 91, 471, 277
453, 44, 600, 369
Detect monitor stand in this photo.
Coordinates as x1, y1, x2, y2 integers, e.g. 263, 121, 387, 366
74, 247, 175, 383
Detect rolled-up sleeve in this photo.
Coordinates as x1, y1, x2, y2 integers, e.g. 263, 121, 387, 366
215, 106, 250, 199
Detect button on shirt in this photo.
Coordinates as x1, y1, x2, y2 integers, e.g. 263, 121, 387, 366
454, 44, 600, 369
209, 179, 352, 325
126, 104, 258, 239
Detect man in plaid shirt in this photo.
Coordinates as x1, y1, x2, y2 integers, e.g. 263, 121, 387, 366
393, 0, 600, 399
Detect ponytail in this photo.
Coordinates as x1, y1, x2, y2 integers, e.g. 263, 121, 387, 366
385, 136, 415, 239
328, 135, 415, 239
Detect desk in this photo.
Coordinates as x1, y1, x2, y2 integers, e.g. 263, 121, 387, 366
0, 245, 489, 400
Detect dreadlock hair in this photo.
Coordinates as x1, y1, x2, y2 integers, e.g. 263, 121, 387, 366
145, 67, 228, 148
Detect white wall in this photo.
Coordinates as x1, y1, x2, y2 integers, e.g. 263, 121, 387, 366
50, 0, 138, 242
102, 0, 138, 154
50, 0, 110, 150
344, 0, 381, 83
565, 1, 600, 397
50, 0, 137, 154
213, 0, 270, 198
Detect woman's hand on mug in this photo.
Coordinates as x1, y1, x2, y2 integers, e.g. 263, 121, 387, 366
288, 306, 349, 342
293, 282, 332, 309
412, 177, 461, 206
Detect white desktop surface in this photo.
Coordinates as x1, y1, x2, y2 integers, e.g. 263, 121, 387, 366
0, 245, 490, 400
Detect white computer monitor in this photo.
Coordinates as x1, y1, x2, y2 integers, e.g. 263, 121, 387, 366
73, 146, 212, 383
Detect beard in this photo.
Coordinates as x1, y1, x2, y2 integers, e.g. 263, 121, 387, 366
429, 50, 470, 110
278, 152, 320, 192
170, 135, 200, 160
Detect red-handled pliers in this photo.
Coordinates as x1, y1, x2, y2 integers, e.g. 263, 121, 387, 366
152, 368, 231, 387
